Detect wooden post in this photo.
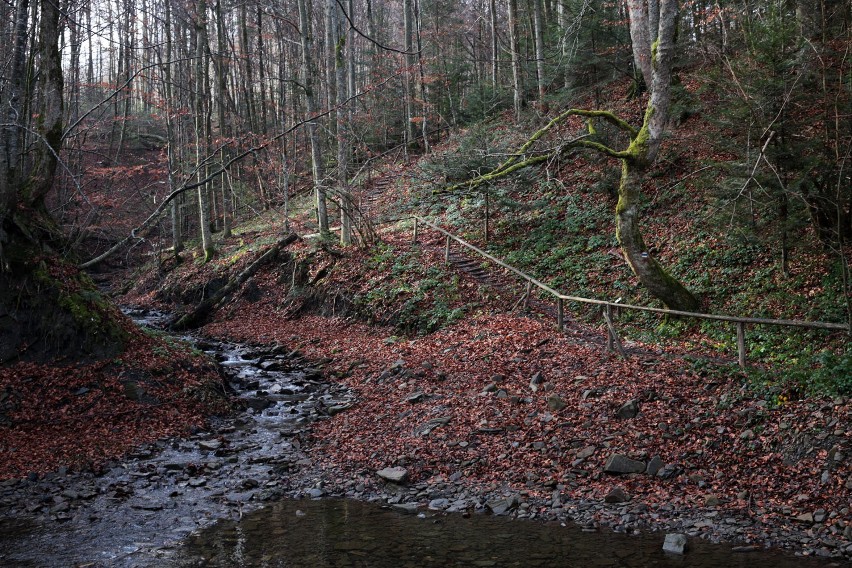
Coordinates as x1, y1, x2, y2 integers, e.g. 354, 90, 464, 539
484, 190, 490, 244
606, 304, 614, 352
602, 306, 627, 358
557, 298, 564, 331
737, 322, 747, 368
444, 234, 451, 263
412, 217, 418, 243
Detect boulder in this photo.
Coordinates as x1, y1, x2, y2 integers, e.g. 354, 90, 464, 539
486, 495, 519, 516
576, 446, 596, 460
546, 395, 566, 411
616, 400, 640, 419
529, 372, 544, 392
603, 454, 646, 474
663, 533, 688, 555
646, 455, 664, 476
376, 467, 408, 483
604, 487, 631, 503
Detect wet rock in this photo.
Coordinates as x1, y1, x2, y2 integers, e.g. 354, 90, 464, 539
813, 509, 827, 522
376, 467, 408, 483
392, 502, 420, 514
307, 488, 325, 499
188, 477, 207, 488
663, 533, 688, 554
546, 395, 566, 412
604, 487, 630, 503
487, 495, 519, 516
198, 440, 222, 451
244, 397, 272, 412
616, 400, 640, 419
428, 498, 450, 510
603, 454, 646, 474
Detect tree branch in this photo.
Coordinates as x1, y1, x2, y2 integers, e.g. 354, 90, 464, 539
80, 75, 395, 269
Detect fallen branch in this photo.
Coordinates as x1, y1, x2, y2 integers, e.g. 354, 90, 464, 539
171, 232, 300, 330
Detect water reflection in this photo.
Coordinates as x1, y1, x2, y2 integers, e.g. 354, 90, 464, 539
175, 499, 831, 567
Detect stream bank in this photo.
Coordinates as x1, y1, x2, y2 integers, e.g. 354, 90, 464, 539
0, 313, 354, 567
1, 311, 849, 566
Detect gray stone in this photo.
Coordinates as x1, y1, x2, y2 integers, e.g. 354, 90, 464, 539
576, 446, 596, 460
487, 495, 519, 516
405, 391, 426, 403
603, 454, 646, 474
616, 400, 640, 419
198, 440, 222, 451
376, 467, 408, 483
704, 494, 720, 507
245, 397, 272, 412
428, 498, 450, 511
482, 383, 498, 394
307, 488, 325, 499
813, 509, 827, 522
740, 429, 755, 440
663, 533, 688, 555
392, 502, 420, 514
646, 456, 664, 476
327, 404, 352, 415
529, 372, 544, 392
604, 487, 630, 503
546, 395, 566, 412
795, 512, 814, 523
413, 416, 451, 436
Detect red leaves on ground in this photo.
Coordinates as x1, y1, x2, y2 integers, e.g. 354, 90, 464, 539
0, 328, 228, 480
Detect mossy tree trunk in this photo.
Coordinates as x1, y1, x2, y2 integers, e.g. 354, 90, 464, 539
617, 0, 700, 311
0, 0, 127, 362
437, 0, 700, 312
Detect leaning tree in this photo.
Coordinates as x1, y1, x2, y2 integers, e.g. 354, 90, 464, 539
440, 0, 700, 312
0, 0, 128, 361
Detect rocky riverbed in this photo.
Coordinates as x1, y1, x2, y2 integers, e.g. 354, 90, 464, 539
0, 315, 849, 566
0, 328, 354, 567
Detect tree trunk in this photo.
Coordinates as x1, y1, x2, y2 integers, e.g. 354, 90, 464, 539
489, 0, 499, 90
298, 0, 329, 234
627, 0, 653, 89
619, 0, 699, 311
532, 0, 546, 103
507, 0, 524, 121
195, 0, 214, 262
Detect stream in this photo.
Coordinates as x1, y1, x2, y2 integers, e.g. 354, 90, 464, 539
0, 311, 841, 567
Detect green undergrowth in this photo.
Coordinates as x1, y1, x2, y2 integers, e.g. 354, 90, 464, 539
402, 106, 850, 398
352, 241, 473, 335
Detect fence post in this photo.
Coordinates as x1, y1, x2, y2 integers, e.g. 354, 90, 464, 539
737, 322, 747, 368
412, 217, 418, 243
557, 298, 565, 331
606, 304, 614, 352
444, 234, 451, 263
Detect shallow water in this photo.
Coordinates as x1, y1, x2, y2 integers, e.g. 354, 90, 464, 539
174, 498, 834, 568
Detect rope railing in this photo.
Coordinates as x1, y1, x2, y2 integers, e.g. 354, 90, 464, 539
411, 215, 850, 367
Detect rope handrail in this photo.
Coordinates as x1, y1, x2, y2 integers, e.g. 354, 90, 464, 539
410, 215, 851, 338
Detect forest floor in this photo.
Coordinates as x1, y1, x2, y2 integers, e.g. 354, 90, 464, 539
109, 209, 852, 562
1, 72, 850, 563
